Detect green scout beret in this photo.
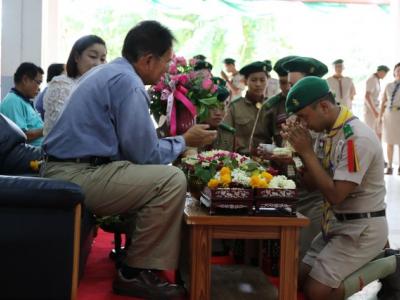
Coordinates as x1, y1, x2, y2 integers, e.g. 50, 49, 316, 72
333, 59, 344, 65
223, 58, 235, 65
194, 60, 213, 71
286, 76, 330, 115
193, 54, 206, 61
282, 56, 328, 77
239, 61, 268, 78
377, 65, 390, 72
263, 60, 273, 72
273, 55, 299, 77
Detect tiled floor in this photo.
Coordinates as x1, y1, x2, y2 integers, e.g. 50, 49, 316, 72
348, 171, 400, 300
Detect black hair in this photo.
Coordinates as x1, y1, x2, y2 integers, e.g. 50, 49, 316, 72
13, 62, 43, 84
122, 20, 175, 63
66, 35, 106, 78
46, 63, 65, 82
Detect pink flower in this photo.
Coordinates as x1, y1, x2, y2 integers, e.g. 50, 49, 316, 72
154, 80, 166, 92
210, 84, 218, 93
175, 56, 187, 67
178, 74, 189, 85
201, 78, 213, 90
169, 64, 178, 74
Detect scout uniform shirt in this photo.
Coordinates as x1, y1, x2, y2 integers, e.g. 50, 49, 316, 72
250, 93, 284, 149
364, 74, 381, 128
307, 114, 388, 288
326, 76, 356, 109
219, 96, 262, 155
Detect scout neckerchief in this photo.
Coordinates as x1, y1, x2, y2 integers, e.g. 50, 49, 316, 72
333, 75, 343, 99
389, 81, 400, 111
321, 105, 359, 240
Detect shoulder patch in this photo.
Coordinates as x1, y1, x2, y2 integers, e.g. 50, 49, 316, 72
343, 123, 354, 139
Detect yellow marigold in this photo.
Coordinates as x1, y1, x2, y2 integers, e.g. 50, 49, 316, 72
220, 167, 231, 176
250, 175, 261, 188
259, 179, 269, 188
207, 178, 220, 189
220, 174, 232, 186
261, 171, 273, 183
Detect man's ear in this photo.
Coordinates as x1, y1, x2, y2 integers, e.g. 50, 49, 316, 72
319, 99, 332, 113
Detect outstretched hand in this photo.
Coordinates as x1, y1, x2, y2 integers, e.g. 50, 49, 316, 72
183, 124, 217, 148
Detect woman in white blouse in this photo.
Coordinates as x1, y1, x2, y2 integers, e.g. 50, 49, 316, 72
43, 35, 107, 135
379, 62, 400, 175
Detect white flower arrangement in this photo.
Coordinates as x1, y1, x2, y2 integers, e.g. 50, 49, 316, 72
268, 175, 296, 189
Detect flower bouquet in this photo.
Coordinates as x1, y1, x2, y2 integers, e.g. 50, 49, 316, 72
149, 55, 222, 136
182, 150, 298, 215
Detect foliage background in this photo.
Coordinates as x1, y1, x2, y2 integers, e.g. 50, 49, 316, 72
58, 0, 396, 115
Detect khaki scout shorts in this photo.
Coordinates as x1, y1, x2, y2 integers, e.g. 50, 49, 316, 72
303, 217, 388, 288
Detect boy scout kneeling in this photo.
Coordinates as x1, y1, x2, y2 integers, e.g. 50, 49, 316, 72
281, 76, 398, 299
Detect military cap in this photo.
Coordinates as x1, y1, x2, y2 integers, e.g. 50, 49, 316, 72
282, 56, 328, 77
377, 65, 390, 72
263, 60, 273, 72
193, 54, 206, 61
239, 61, 268, 78
273, 55, 299, 77
333, 59, 344, 65
286, 76, 330, 115
194, 60, 213, 71
223, 58, 235, 65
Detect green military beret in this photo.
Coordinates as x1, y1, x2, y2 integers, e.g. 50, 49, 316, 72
377, 65, 390, 72
333, 59, 344, 65
193, 54, 206, 61
223, 58, 235, 65
282, 56, 328, 77
263, 60, 273, 72
239, 61, 268, 78
286, 76, 330, 115
273, 55, 299, 77
194, 60, 213, 71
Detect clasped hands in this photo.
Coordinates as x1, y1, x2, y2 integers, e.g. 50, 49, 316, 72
280, 117, 313, 157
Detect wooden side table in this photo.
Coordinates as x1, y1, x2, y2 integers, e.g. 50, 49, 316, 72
184, 203, 310, 300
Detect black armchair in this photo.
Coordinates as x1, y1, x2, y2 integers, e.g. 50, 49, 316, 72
0, 175, 95, 300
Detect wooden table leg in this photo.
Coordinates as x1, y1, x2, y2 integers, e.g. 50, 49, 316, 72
279, 227, 300, 300
189, 225, 211, 300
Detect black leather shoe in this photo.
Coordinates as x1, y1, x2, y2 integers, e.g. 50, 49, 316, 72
113, 269, 186, 299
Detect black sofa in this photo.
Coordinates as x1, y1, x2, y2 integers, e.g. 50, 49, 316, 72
0, 114, 95, 300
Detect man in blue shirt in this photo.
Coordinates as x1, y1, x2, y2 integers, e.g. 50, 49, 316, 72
0, 62, 44, 146
43, 21, 216, 299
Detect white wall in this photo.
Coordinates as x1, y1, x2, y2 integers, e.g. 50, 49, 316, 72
1, 0, 42, 98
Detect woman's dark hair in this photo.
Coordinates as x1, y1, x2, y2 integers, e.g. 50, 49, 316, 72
14, 62, 43, 84
122, 20, 175, 63
46, 63, 65, 82
66, 35, 106, 78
